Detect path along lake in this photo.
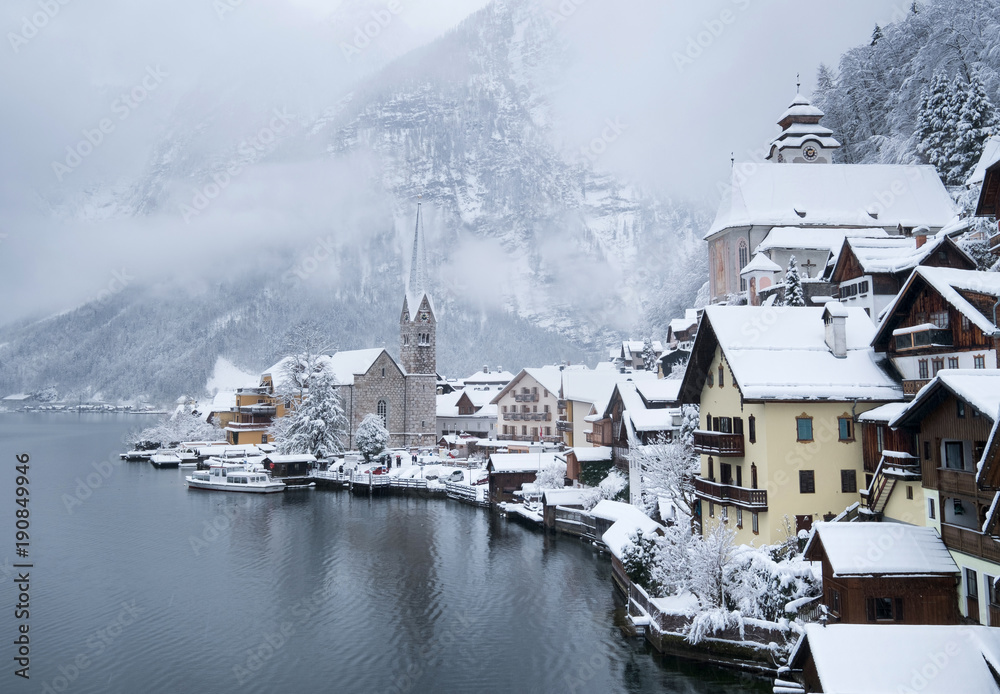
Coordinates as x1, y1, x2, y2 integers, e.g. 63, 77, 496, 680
0, 414, 767, 694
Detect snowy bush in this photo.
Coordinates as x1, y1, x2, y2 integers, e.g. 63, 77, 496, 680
356, 413, 389, 463
535, 460, 567, 489
127, 409, 224, 448
621, 530, 662, 594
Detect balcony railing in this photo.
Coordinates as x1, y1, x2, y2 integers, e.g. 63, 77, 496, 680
903, 379, 931, 396
693, 431, 745, 457
694, 477, 767, 510
514, 393, 539, 402
941, 523, 1000, 563
225, 421, 272, 430
938, 467, 978, 496
556, 420, 572, 433
237, 404, 276, 415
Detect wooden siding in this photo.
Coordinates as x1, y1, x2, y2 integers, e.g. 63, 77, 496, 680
860, 421, 916, 474
917, 393, 993, 491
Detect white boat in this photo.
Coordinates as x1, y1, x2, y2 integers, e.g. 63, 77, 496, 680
178, 460, 198, 468
150, 452, 181, 468
186, 463, 285, 493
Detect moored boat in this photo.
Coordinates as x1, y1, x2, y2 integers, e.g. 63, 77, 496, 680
186, 463, 285, 493
150, 452, 181, 468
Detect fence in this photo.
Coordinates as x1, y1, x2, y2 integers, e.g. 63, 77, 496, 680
553, 506, 597, 539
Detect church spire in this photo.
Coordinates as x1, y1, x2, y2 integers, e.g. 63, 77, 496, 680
765, 83, 841, 164
406, 202, 427, 310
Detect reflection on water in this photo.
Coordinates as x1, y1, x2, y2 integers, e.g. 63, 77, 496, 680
0, 414, 766, 694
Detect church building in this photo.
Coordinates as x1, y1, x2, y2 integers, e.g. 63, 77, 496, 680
708, 89, 958, 304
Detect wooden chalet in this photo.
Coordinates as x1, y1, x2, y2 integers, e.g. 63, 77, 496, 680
972, 134, 1000, 257
872, 266, 1000, 397
263, 454, 316, 485
891, 370, 1000, 624
804, 523, 959, 626
486, 453, 551, 504
856, 403, 920, 517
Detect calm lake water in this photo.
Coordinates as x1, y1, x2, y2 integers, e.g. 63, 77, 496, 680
0, 414, 766, 694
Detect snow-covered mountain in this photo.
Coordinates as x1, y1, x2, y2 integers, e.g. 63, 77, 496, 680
0, 0, 708, 403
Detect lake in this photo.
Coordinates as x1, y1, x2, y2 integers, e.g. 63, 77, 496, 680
0, 413, 766, 693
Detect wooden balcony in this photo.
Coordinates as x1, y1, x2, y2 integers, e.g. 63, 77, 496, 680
556, 420, 572, 433
693, 430, 745, 457
514, 393, 539, 402
903, 379, 931, 396
694, 477, 767, 510
938, 468, 978, 496
941, 523, 1000, 563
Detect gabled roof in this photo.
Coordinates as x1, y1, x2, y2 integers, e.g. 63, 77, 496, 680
789, 624, 1000, 694
633, 379, 682, 405
679, 306, 902, 403
968, 135, 1000, 187
831, 234, 976, 282
891, 369, 1000, 429
740, 252, 782, 275
856, 402, 909, 423
805, 522, 958, 576
668, 309, 700, 336
489, 366, 565, 404
616, 382, 679, 433
593, 500, 663, 561
462, 369, 514, 386
707, 164, 956, 239
561, 369, 657, 406
873, 267, 1000, 350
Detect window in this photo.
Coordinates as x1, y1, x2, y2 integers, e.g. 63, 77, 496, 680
403, 335, 409, 346
932, 358, 944, 376
709, 502, 715, 518
377, 399, 388, 428
718, 365, 725, 388
721, 506, 728, 523
751, 463, 758, 489
876, 425, 885, 453
831, 589, 841, 615
736, 466, 743, 487
545, 427, 551, 436
838, 417, 853, 441
930, 311, 949, 329
866, 597, 900, 622
975, 355, 986, 369
752, 512, 759, 534
707, 372, 714, 387
906, 485, 914, 500
918, 360, 929, 379
708, 457, 715, 481
841, 469, 857, 493
963, 315, 971, 332
976, 441, 987, 461
924, 440, 931, 460
928, 497, 936, 520
261, 434, 267, 444
521, 426, 527, 436
945, 442, 965, 470
381, 367, 386, 378
502, 405, 507, 413
736, 508, 743, 528
544, 404, 550, 413
799, 470, 816, 494
748, 415, 756, 443
957, 400, 966, 418
738, 240, 749, 291
968, 568, 980, 600
948, 357, 959, 369
796, 416, 813, 442
987, 575, 1000, 609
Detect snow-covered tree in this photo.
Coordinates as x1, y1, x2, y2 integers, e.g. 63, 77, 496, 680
270, 369, 348, 458
127, 408, 224, 448
950, 71, 1000, 185
356, 413, 389, 463
535, 460, 567, 489
621, 530, 663, 594
273, 322, 335, 400
641, 337, 658, 372
783, 256, 806, 307
629, 435, 700, 528
580, 468, 629, 510
916, 70, 954, 174
688, 522, 736, 609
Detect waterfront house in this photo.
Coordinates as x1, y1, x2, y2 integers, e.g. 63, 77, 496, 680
889, 370, 1000, 624
263, 454, 316, 484
560, 369, 657, 449
592, 500, 664, 593
560, 446, 612, 487
486, 452, 555, 504
490, 367, 564, 443
678, 303, 903, 545
871, 266, 1000, 398
436, 388, 498, 438
804, 523, 959, 625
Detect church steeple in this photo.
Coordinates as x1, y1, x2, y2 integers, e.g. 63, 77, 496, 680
400, 203, 436, 375
766, 87, 841, 164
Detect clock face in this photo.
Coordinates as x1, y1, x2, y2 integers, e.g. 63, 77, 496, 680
420, 312, 428, 322
802, 143, 819, 162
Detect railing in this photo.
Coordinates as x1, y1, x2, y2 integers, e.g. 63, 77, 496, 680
556, 420, 572, 433
506, 413, 521, 421
938, 467, 979, 496
237, 405, 276, 415
692, 431, 744, 457
941, 523, 1000, 563
514, 393, 539, 402
903, 379, 931, 396
225, 421, 272, 430
587, 431, 612, 446
693, 477, 767, 510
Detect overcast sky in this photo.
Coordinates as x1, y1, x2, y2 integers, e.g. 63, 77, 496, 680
0, 0, 911, 325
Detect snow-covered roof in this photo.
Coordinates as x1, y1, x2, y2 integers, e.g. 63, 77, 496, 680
692, 306, 903, 402
617, 383, 679, 433
740, 252, 782, 275
633, 379, 682, 404
838, 234, 973, 276
264, 454, 317, 464
541, 488, 592, 507
968, 135, 1000, 187
562, 369, 657, 406
807, 523, 957, 576
791, 623, 1000, 694
2, 393, 31, 401
668, 309, 699, 335
594, 500, 663, 561
487, 452, 556, 473
856, 402, 909, 423
778, 93, 825, 122
755, 227, 889, 257
208, 390, 237, 413
707, 164, 956, 239
462, 369, 514, 385
436, 391, 462, 417
569, 446, 612, 462
264, 348, 387, 390
877, 267, 1000, 343
892, 370, 1000, 428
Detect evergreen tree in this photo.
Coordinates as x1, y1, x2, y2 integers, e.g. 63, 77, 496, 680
783, 256, 806, 307
270, 369, 348, 458
356, 413, 389, 464
641, 337, 658, 372
871, 25, 883, 47
916, 70, 955, 174
949, 72, 1000, 185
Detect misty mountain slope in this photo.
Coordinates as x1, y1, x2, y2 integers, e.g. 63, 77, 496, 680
1, 0, 708, 402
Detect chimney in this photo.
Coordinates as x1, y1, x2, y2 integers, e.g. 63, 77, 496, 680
823, 301, 848, 358
483, 365, 489, 373
913, 226, 931, 249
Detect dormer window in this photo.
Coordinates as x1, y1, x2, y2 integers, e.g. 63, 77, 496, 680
893, 324, 953, 351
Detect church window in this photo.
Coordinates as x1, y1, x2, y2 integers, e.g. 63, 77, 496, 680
738, 240, 749, 291
377, 400, 388, 427
403, 335, 409, 346
381, 367, 386, 378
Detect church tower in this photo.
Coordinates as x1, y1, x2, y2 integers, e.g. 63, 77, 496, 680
400, 203, 436, 376
766, 86, 841, 164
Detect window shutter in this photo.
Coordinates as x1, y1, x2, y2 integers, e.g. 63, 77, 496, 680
734, 417, 744, 435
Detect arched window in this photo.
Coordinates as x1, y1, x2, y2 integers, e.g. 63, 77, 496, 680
377, 399, 388, 428
738, 239, 749, 291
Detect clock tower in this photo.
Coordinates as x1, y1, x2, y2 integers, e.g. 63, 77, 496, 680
765, 88, 841, 164
400, 203, 436, 377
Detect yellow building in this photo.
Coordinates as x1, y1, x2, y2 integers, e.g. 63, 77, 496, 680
679, 303, 904, 545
